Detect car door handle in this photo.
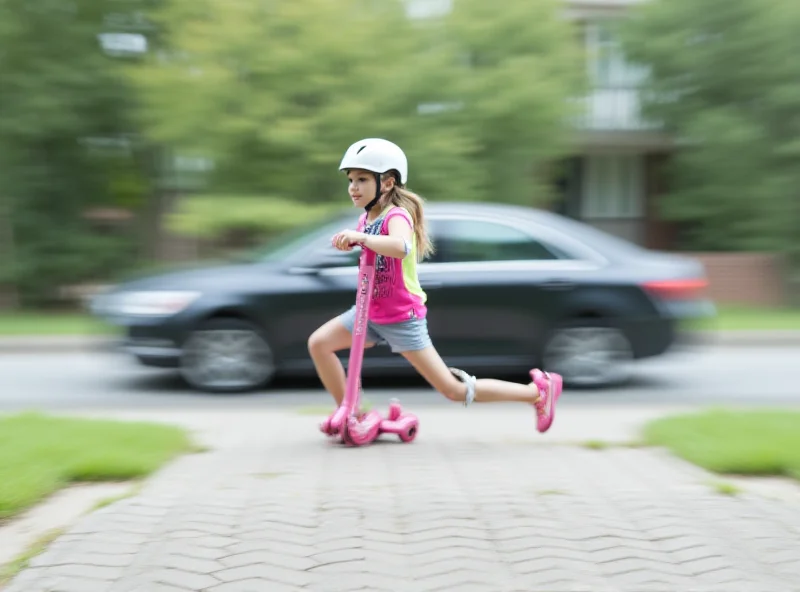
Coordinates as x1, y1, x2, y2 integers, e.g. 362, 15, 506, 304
541, 279, 574, 291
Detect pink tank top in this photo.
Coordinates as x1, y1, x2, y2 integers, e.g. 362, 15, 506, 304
357, 206, 427, 324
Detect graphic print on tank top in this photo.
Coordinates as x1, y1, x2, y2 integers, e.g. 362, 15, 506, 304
362, 216, 396, 302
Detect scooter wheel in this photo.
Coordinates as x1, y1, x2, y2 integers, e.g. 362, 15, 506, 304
398, 421, 418, 443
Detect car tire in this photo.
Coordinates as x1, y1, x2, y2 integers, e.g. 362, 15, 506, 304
541, 319, 634, 389
179, 317, 275, 393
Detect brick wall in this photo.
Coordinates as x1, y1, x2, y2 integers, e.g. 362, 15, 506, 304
687, 252, 786, 306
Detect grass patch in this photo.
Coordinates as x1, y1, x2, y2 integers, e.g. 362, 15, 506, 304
643, 409, 800, 481
579, 439, 644, 450
582, 440, 611, 450
709, 481, 741, 497
0, 412, 194, 521
0, 312, 116, 337
536, 489, 567, 496
0, 528, 64, 587
710, 306, 800, 331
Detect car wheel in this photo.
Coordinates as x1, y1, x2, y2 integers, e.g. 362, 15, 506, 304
541, 320, 634, 388
179, 317, 275, 393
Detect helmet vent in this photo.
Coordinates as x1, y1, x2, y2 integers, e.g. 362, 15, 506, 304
356, 145, 367, 154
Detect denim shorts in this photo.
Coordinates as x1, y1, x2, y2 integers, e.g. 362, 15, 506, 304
338, 306, 432, 353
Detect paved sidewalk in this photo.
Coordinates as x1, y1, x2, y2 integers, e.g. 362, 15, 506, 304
5, 407, 800, 592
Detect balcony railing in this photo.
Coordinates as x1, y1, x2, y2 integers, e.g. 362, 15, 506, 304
571, 86, 661, 132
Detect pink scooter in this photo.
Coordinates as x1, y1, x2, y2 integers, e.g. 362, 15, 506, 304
320, 245, 419, 446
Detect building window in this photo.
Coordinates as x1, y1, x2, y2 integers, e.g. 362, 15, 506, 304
584, 21, 647, 89
576, 21, 653, 130
581, 154, 644, 219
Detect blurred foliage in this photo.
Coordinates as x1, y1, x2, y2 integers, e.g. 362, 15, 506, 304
620, 0, 800, 265
165, 195, 345, 241
14, 227, 136, 297
130, 0, 584, 207
0, 0, 153, 306
14, 0, 800, 307
0, 0, 584, 306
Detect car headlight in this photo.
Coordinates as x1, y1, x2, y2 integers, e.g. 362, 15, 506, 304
112, 291, 202, 316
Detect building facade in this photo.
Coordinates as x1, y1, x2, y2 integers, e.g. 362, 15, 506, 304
562, 0, 678, 250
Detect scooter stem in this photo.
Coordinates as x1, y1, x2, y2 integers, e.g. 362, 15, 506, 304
329, 245, 376, 432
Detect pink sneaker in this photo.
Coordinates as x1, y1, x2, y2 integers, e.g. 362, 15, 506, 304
530, 369, 563, 433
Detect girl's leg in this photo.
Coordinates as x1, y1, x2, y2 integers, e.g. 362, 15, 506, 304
308, 317, 375, 406
400, 345, 561, 432
401, 345, 537, 403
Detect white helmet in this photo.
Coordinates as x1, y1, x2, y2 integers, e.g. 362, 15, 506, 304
338, 138, 408, 185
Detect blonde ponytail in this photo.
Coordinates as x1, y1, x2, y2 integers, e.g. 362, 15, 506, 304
380, 175, 434, 261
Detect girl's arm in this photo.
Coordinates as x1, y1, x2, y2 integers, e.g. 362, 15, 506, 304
362, 216, 412, 259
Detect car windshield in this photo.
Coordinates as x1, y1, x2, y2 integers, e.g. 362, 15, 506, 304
234, 214, 349, 264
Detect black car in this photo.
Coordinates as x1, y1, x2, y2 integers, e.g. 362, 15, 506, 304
90, 202, 715, 392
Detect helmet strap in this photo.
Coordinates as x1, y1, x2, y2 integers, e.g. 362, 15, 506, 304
364, 173, 381, 212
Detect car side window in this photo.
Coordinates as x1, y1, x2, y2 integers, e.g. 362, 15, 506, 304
429, 218, 571, 263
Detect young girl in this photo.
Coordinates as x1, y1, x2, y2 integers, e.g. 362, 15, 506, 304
308, 138, 563, 433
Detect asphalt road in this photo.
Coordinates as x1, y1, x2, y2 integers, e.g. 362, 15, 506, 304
1, 343, 799, 413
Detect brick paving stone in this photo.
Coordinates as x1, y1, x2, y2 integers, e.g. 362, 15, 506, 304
221, 550, 318, 571
3, 567, 53, 592
148, 568, 220, 590
44, 575, 116, 592
213, 563, 317, 587
3, 411, 800, 592
207, 580, 304, 592
160, 553, 226, 574
161, 542, 230, 561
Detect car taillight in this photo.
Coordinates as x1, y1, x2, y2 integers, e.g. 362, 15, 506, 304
642, 278, 708, 300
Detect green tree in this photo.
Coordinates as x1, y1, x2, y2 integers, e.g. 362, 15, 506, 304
130, 0, 582, 218
619, 0, 800, 263
0, 0, 152, 306
438, 0, 585, 204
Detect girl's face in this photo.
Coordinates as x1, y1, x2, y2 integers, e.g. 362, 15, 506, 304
346, 169, 394, 208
